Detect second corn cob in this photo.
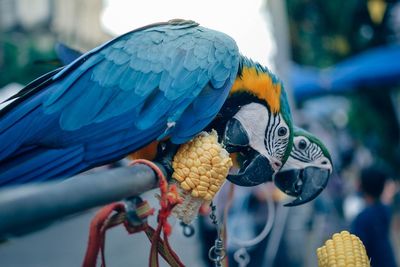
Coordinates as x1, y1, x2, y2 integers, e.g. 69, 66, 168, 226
317, 230, 370, 267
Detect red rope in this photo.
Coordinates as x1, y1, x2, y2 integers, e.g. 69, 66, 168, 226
82, 203, 125, 267
140, 159, 182, 266
82, 160, 184, 267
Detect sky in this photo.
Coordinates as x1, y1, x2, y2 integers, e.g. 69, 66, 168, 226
101, 0, 277, 70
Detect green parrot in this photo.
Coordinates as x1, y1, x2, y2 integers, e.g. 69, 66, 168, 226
275, 127, 333, 206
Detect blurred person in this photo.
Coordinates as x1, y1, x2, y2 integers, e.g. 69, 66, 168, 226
351, 165, 397, 267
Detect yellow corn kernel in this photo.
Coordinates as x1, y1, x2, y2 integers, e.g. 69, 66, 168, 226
209, 149, 219, 157
174, 168, 184, 178
200, 175, 209, 182
194, 140, 202, 147
196, 185, 208, 191
316, 231, 370, 267
211, 157, 221, 165
180, 181, 190, 191
210, 170, 219, 178
194, 159, 201, 167
185, 178, 195, 189
199, 156, 209, 164
182, 167, 190, 176
204, 193, 213, 201
198, 166, 207, 175
196, 147, 204, 154
203, 151, 212, 159
189, 172, 199, 179
191, 189, 199, 198
210, 178, 218, 184
199, 181, 209, 188
209, 185, 219, 192
172, 173, 184, 182
202, 143, 212, 150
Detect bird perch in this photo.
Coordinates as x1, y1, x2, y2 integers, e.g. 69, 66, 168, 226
0, 164, 163, 239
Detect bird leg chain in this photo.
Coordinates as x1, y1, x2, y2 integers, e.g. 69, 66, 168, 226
208, 202, 226, 267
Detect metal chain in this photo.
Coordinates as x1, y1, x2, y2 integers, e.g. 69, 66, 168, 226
208, 202, 226, 267
234, 247, 250, 267
209, 201, 218, 226
180, 222, 195, 237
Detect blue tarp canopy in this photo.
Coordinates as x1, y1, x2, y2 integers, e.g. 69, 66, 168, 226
291, 45, 400, 102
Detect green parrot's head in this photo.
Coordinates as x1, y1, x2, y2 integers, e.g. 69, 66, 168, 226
274, 127, 332, 206
220, 57, 294, 187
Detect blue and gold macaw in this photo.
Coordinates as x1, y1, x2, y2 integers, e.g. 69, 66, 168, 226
275, 128, 332, 206
0, 19, 294, 189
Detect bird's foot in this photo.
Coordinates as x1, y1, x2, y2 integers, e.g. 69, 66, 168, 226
153, 141, 179, 180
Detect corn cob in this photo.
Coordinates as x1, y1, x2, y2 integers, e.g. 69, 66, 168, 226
171, 130, 232, 224
317, 230, 370, 267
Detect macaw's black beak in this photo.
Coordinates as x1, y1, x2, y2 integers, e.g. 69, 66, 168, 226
274, 167, 330, 207
227, 151, 273, 186
222, 118, 274, 187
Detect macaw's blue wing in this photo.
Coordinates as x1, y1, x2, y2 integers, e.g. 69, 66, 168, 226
55, 43, 83, 66
0, 20, 240, 186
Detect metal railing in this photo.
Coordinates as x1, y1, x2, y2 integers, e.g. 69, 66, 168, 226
0, 164, 164, 239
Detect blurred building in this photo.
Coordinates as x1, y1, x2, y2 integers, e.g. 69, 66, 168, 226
0, 0, 111, 50
52, 0, 111, 50
0, 0, 112, 87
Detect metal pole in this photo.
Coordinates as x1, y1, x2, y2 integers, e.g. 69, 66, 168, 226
0, 164, 162, 238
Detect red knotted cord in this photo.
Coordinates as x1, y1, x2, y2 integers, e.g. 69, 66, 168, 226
82, 159, 184, 267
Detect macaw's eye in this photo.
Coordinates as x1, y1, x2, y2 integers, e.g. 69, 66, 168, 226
277, 127, 287, 137
298, 139, 307, 150
321, 160, 328, 165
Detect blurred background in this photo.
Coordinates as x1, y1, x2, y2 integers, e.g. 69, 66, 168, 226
0, 0, 399, 266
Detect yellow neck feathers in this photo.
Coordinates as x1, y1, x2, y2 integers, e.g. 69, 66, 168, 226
231, 67, 281, 113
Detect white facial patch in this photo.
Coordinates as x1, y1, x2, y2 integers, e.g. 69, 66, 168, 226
281, 156, 333, 172
233, 103, 270, 159
282, 136, 333, 172
280, 156, 309, 171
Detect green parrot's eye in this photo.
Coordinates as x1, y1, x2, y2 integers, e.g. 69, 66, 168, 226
277, 127, 287, 137
298, 139, 307, 150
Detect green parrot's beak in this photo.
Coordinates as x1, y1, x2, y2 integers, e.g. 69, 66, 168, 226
223, 118, 274, 186
274, 166, 330, 206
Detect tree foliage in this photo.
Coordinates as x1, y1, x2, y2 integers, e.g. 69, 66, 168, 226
286, 0, 400, 172
0, 30, 59, 87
